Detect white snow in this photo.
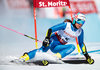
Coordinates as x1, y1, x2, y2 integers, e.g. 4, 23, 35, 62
0, 53, 100, 70
0, 43, 100, 70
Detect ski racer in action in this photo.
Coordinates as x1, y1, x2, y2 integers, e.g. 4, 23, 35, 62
19, 13, 94, 64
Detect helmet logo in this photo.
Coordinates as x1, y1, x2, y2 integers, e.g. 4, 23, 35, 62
74, 13, 86, 25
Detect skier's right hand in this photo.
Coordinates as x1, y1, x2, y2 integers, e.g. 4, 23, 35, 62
43, 37, 50, 47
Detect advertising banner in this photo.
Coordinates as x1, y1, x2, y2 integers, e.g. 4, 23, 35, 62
33, 0, 70, 8
66, 0, 98, 14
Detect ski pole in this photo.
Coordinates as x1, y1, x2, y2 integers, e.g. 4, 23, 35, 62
0, 25, 42, 43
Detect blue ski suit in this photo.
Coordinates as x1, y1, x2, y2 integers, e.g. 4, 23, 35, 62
27, 20, 86, 60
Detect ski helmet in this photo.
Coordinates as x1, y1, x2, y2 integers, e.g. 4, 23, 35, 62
73, 13, 86, 25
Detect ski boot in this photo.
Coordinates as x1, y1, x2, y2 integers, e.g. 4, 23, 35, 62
20, 53, 49, 66
53, 53, 61, 60
10, 53, 29, 64
19, 52, 29, 62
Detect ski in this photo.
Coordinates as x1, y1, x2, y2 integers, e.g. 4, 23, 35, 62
10, 59, 49, 66
10, 56, 88, 66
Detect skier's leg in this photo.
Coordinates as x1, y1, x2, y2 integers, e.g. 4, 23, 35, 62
19, 46, 50, 62
59, 44, 75, 58
52, 44, 75, 58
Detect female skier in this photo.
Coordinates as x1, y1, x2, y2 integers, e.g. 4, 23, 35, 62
19, 13, 94, 64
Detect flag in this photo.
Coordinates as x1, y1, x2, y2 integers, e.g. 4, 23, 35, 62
33, 0, 70, 49
33, 0, 70, 8
66, 0, 98, 14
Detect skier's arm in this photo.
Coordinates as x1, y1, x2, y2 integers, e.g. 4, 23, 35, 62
47, 19, 71, 37
78, 29, 89, 55
78, 29, 94, 64
43, 22, 67, 47
78, 29, 86, 54
46, 22, 67, 38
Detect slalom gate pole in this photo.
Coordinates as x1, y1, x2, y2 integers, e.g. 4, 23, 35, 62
75, 37, 81, 53
68, 6, 73, 21
0, 25, 42, 43
33, 7, 38, 49
68, 6, 81, 54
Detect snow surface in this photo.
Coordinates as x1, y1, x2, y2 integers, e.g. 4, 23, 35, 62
0, 53, 100, 70
0, 43, 100, 70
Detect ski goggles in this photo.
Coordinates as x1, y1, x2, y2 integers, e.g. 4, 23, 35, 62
76, 19, 85, 25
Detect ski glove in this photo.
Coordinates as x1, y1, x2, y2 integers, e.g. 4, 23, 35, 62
43, 37, 50, 47
84, 53, 94, 64
86, 56, 94, 64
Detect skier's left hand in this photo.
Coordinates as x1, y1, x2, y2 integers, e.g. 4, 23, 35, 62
86, 56, 94, 64
83, 53, 94, 64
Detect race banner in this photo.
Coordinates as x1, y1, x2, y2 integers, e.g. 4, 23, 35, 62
66, 0, 98, 14
7, 0, 30, 9
33, 0, 70, 8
